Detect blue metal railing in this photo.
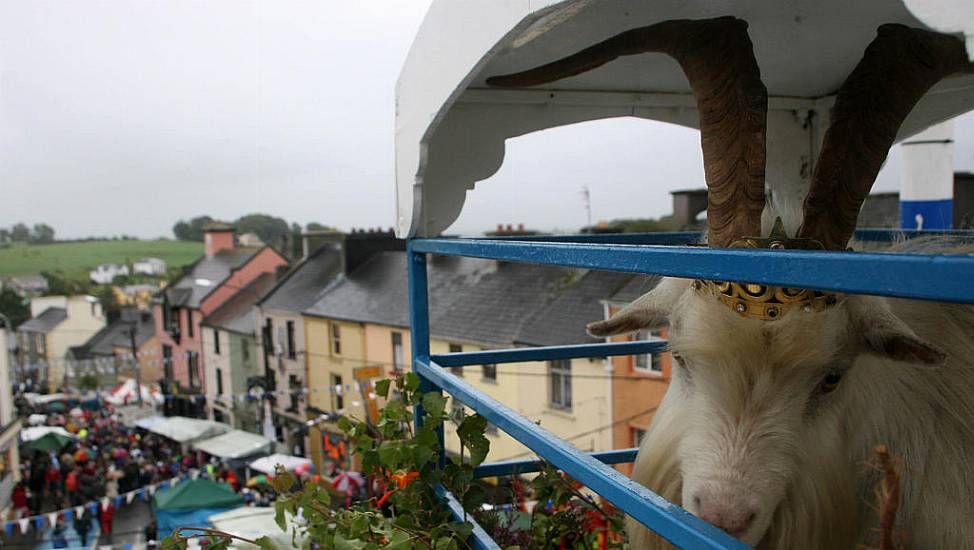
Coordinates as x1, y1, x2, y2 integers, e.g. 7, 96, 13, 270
407, 231, 974, 549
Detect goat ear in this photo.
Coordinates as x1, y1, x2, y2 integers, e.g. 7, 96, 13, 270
586, 278, 686, 338
848, 298, 946, 366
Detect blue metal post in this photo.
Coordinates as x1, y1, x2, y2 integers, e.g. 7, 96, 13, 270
406, 240, 445, 466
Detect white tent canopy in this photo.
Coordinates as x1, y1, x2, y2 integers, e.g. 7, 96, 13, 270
20, 426, 76, 442
395, 0, 974, 237
208, 507, 304, 550
133, 415, 166, 430
147, 417, 230, 444
193, 430, 275, 460
247, 453, 312, 476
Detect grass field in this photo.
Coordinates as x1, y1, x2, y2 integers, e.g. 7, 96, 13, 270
0, 240, 202, 281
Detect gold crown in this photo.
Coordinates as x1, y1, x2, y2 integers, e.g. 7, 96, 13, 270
697, 219, 840, 321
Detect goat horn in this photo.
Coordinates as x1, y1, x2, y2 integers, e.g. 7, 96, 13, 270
487, 17, 767, 247
799, 24, 974, 250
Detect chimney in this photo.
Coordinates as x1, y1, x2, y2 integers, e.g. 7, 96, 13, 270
203, 223, 235, 257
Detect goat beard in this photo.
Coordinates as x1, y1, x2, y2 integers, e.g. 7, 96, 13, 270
625, 405, 861, 550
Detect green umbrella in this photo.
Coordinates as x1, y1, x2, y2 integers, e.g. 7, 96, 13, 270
26, 432, 73, 453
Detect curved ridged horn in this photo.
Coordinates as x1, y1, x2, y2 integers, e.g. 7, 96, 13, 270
799, 24, 974, 250
487, 17, 768, 247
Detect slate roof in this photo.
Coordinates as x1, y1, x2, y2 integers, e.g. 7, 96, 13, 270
202, 272, 278, 334
303, 251, 658, 347
18, 308, 67, 333
71, 309, 156, 358
164, 248, 260, 309
605, 274, 663, 304
258, 244, 343, 312
515, 270, 636, 347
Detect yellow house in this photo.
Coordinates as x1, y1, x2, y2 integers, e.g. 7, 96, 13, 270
302, 251, 637, 474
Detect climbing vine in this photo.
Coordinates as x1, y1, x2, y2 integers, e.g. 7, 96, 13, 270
162, 372, 625, 549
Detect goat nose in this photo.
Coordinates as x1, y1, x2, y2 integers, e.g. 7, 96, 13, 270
691, 492, 756, 538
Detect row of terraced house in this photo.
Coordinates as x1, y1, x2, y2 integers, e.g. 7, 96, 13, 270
148, 224, 673, 475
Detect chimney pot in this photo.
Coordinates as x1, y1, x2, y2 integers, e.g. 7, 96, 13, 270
506, 224, 513, 232
518, 223, 524, 231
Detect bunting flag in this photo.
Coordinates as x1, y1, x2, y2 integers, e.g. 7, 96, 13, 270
101, 497, 110, 511
75, 506, 85, 518
5, 521, 15, 535
34, 516, 44, 530
114, 495, 123, 509
19, 518, 30, 534
89, 502, 99, 516
64, 509, 74, 523
190, 470, 199, 480
160, 481, 169, 490
47, 512, 58, 527
126, 491, 136, 504
148, 484, 157, 496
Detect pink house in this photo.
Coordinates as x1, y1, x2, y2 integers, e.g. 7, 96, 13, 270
154, 224, 288, 415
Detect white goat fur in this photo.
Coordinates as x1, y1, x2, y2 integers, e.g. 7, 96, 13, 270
616, 251, 974, 549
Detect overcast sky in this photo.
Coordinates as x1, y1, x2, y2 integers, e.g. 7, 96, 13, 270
1, 2, 973, 239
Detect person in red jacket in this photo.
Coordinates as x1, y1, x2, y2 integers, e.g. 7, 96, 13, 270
99, 501, 114, 536
11, 482, 29, 518
65, 468, 80, 504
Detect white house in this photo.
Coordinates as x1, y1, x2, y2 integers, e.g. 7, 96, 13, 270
90, 263, 129, 284
133, 257, 167, 276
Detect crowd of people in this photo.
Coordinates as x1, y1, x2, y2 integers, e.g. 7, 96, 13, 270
11, 403, 273, 547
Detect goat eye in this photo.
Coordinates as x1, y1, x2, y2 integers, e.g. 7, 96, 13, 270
819, 371, 843, 393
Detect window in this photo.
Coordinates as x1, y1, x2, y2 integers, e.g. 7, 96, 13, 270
263, 318, 274, 355
482, 363, 497, 382
186, 310, 193, 338
330, 323, 342, 355
289, 375, 300, 412
332, 374, 344, 411
391, 332, 404, 372
632, 427, 647, 447
448, 344, 463, 377
549, 359, 572, 410
286, 321, 296, 360
188, 352, 200, 389
216, 368, 223, 395
634, 329, 664, 374
162, 345, 173, 380
241, 338, 250, 362
213, 329, 220, 355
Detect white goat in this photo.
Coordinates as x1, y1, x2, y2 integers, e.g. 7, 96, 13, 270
488, 16, 974, 549
592, 271, 974, 548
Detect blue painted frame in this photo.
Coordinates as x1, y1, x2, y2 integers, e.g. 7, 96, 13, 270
408, 233, 974, 549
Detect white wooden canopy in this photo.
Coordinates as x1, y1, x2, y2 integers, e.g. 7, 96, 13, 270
395, 0, 974, 237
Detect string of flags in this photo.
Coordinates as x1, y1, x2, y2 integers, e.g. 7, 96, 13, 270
3, 469, 207, 536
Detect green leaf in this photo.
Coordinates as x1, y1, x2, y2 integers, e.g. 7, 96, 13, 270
160, 536, 187, 550
378, 441, 400, 467
274, 500, 287, 531
404, 372, 420, 392
457, 414, 490, 466
337, 416, 353, 433
208, 538, 231, 550
421, 393, 447, 416
375, 379, 392, 399
461, 485, 486, 512
383, 530, 413, 550
333, 534, 367, 550
272, 470, 296, 493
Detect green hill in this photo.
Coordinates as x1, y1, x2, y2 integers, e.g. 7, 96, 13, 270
0, 240, 202, 282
